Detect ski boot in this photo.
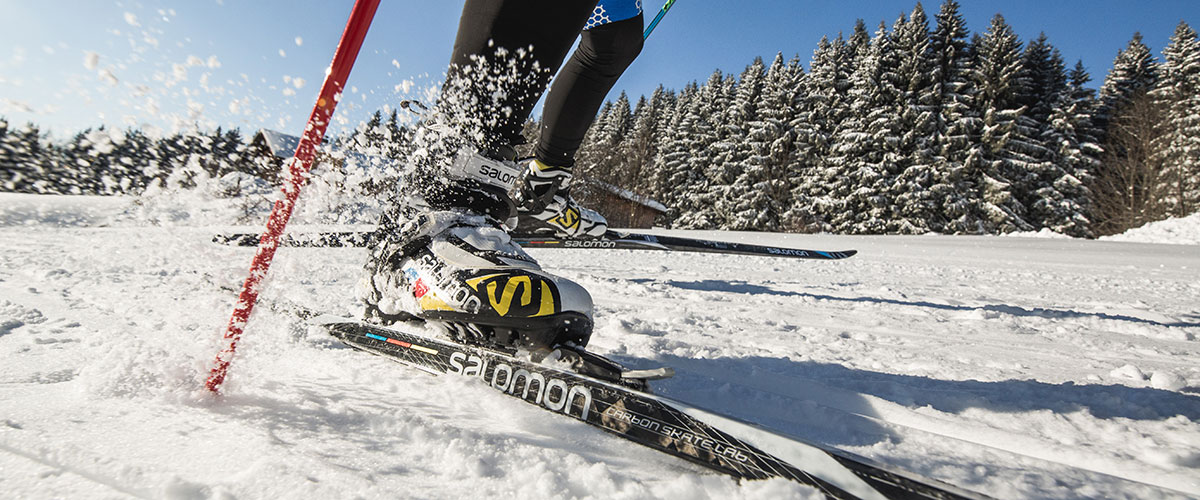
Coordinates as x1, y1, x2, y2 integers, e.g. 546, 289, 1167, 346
361, 149, 642, 389
513, 159, 608, 238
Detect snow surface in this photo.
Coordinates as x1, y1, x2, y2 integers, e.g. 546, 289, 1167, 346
1, 193, 1198, 499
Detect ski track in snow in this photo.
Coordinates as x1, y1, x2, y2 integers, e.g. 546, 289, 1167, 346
1, 194, 1198, 499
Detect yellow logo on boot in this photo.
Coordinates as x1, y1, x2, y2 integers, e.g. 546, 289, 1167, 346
466, 274, 558, 318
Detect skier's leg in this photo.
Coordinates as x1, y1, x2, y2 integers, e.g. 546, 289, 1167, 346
441, 0, 599, 153
535, 12, 645, 167
515, 8, 645, 238
362, 1, 602, 351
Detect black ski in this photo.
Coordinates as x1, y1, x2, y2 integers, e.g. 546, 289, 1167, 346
212, 230, 857, 260
519, 230, 857, 260
317, 317, 985, 500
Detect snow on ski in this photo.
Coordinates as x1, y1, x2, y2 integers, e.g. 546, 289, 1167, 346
211, 229, 858, 260
316, 316, 986, 500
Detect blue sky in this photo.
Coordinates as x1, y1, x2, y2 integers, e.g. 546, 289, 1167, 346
2, 1, 1197, 139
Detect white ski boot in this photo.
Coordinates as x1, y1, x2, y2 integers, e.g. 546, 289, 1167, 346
360, 151, 595, 350
513, 159, 608, 238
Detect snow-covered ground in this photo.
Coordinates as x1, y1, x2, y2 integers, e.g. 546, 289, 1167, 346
1, 193, 1198, 499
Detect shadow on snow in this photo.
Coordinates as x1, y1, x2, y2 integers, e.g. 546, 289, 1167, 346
650, 278, 1200, 329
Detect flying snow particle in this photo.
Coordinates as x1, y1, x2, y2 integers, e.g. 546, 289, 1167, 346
1, 99, 35, 113
291, 77, 305, 89
99, 69, 119, 86
279, 49, 287, 58
207, 55, 221, 69
124, 12, 140, 27
295, 37, 303, 47
84, 52, 100, 70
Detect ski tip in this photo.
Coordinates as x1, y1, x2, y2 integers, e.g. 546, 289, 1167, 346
815, 249, 857, 259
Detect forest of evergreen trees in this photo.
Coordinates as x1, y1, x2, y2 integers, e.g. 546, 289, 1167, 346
2, 1, 1198, 237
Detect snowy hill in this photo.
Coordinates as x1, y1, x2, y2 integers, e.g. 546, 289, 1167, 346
1, 193, 1197, 499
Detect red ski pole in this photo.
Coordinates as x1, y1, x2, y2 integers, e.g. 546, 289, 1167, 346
206, 0, 381, 393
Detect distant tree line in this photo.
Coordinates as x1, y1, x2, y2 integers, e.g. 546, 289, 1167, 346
2, 0, 1197, 237
0, 123, 271, 196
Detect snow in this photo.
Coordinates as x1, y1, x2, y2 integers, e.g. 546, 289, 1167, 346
1100, 213, 1200, 245
1, 193, 1198, 499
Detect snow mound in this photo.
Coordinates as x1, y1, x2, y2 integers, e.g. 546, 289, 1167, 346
1101, 213, 1200, 245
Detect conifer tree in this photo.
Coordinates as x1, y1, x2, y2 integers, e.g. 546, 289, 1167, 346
1098, 33, 1158, 136
585, 91, 634, 188
712, 57, 769, 229
2, 123, 50, 193
1093, 34, 1164, 234
675, 72, 737, 229
726, 53, 799, 231
1151, 21, 1200, 216
1018, 33, 1091, 233
827, 20, 903, 233
650, 82, 699, 220
787, 35, 839, 231
620, 87, 672, 197
888, 3, 943, 233
929, 0, 980, 233
1032, 61, 1101, 237
969, 14, 1033, 232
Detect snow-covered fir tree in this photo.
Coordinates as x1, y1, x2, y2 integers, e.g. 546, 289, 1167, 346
1017, 33, 1096, 236
968, 14, 1034, 232
657, 74, 720, 227
643, 87, 684, 206
671, 71, 736, 229
1093, 33, 1164, 234
726, 53, 801, 231
618, 88, 672, 197
1151, 21, 1200, 217
1, 123, 52, 193
786, 30, 858, 232
825, 20, 904, 234
581, 91, 634, 187
887, 3, 944, 233
1035, 62, 1103, 237
712, 56, 771, 230
1098, 33, 1159, 136
929, 0, 982, 233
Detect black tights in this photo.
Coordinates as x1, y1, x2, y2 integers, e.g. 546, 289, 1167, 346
445, 0, 643, 166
